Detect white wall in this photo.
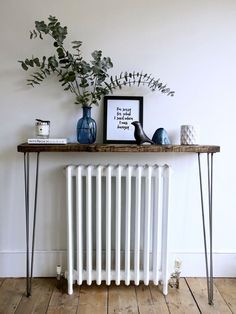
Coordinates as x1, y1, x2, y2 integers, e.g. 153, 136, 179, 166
0, 0, 236, 277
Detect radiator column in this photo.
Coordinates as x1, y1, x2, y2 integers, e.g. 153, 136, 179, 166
134, 166, 142, 285
125, 166, 132, 285
66, 166, 74, 295
115, 165, 122, 285
76, 166, 83, 285
106, 166, 112, 285
143, 166, 152, 285
162, 165, 171, 295
96, 166, 102, 285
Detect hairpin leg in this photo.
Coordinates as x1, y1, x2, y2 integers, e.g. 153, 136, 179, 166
23, 152, 40, 297
198, 152, 214, 305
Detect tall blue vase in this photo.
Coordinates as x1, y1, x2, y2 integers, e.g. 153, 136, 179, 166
77, 106, 97, 144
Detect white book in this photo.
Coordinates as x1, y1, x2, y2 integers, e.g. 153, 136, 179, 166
27, 138, 68, 144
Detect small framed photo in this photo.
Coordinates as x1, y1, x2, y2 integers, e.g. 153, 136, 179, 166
103, 96, 143, 144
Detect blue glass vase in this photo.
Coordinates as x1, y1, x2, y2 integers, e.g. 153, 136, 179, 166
77, 106, 97, 144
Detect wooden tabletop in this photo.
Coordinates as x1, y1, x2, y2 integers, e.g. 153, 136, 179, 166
17, 143, 220, 153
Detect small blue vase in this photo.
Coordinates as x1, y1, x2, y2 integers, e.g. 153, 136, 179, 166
152, 128, 171, 145
77, 106, 97, 144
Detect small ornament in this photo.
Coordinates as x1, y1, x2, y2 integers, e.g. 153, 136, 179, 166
35, 119, 50, 139
131, 121, 154, 145
152, 128, 171, 145
180, 125, 199, 145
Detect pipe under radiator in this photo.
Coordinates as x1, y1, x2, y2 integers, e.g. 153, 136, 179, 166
66, 164, 171, 295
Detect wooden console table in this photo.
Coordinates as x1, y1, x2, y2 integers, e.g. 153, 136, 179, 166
17, 143, 220, 304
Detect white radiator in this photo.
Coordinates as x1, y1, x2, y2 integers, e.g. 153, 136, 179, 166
66, 164, 171, 295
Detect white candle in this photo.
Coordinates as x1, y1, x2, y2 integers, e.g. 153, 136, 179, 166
35, 119, 50, 138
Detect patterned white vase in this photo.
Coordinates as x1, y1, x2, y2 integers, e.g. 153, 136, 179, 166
180, 125, 199, 145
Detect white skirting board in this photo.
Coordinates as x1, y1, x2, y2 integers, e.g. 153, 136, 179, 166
0, 250, 236, 277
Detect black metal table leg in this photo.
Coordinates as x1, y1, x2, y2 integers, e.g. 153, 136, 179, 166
23, 152, 40, 297
198, 152, 214, 305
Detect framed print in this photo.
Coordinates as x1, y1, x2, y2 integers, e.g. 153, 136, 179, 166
103, 96, 143, 144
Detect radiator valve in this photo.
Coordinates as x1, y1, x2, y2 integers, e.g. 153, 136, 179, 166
56, 264, 66, 290
169, 259, 182, 289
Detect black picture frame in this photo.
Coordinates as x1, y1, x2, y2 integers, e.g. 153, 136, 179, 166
103, 96, 143, 144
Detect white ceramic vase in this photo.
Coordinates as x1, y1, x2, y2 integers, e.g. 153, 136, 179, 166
180, 125, 199, 145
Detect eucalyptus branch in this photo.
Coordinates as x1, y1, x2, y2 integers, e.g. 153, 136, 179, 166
109, 72, 175, 96
92, 76, 98, 96
75, 79, 82, 96
20, 16, 175, 107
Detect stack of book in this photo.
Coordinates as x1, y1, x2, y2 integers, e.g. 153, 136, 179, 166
27, 138, 68, 144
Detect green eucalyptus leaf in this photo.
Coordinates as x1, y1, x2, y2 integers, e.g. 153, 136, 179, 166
33, 58, 40, 67
33, 30, 37, 38
147, 78, 154, 86
24, 59, 30, 65
59, 58, 69, 64
19, 61, 28, 71
32, 74, 43, 81
32, 80, 40, 84
68, 72, 76, 82
48, 56, 58, 68
40, 70, 46, 77
138, 74, 142, 86
104, 82, 113, 93
57, 47, 65, 58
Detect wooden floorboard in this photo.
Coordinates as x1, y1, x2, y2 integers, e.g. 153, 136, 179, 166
214, 278, 236, 313
0, 278, 234, 313
149, 283, 170, 314
186, 277, 232, 314
0, 278, 25, 314
77, 283, 107, 314
135, 283, 169, 314
47, 282, 80, 314
0, 278, 4, 287
165, 278, 200, 314
108, 282, 139, 313
15, 278, 55, 314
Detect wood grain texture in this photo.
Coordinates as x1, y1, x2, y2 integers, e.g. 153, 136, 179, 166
15, 278, 54, 314
186, 278, 232, 314
77, 283, 107, 314
214, 278, 236, 313
0, 278, 25, 314
136, 284, 168, 314
0, 278, 234, 313
149, 283, 170, 314
108, 282, 139, 313
17, 143, 220, 153
165, 278, 200, 314
0, 278, 4, 287
47, 284, 80, 314
135, 284, 153, 306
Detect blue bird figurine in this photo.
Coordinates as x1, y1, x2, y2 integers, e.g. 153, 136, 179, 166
152, 128, 171, 145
